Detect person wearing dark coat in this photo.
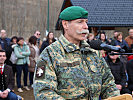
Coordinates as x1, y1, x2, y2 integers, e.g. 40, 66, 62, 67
40, 31, 56, 53
28, 36, 39, 86
0, 49, 18, 100
0, 30, 12, 65
126, 59, 133, 92
105, 53, 131, 94
114, 32, 129, 53
97, 31, 110, 44
9, 36, 18, 76
87, 33, 95, 44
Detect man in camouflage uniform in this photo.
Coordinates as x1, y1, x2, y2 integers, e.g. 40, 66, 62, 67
33, 6, 120, 100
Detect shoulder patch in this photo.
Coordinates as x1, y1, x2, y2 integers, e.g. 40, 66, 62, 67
36, 67, 45, 78
36, 60, 46, 78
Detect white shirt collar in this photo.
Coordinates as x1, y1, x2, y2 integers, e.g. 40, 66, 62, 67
0, 64, 4, 69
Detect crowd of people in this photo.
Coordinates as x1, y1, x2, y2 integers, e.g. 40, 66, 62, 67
0, 29, 56, 99
0, 27, 133, 100
88, 30, 133, 95
0, 6, 133, 100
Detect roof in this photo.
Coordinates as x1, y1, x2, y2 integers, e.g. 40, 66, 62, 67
56, 0, 133, 29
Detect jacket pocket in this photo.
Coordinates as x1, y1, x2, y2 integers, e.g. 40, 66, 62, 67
60, 61, 80, 67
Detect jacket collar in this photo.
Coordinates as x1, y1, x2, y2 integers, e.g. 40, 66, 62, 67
0, 64, 4, 69
106, 55, 120, 64
58, 34, 95, 53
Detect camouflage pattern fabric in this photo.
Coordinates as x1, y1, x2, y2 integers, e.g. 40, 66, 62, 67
34, 34, 120, 100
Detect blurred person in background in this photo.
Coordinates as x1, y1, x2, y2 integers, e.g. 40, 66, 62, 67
125, 29, 133, 49
87, 33, 95, 44
97, 32, 110, 58
127, 46, 133, 61
0, 29, 12, 65
34, 31, 42, 49
105, 52, 131, 94
126, 59, 133, 93
114, 45, 128, 72
97, 31, 110, 44
40, 31, 56, 53
9, 36, 18, 76
14, 37, 30, 93
28, 36, 39, 87
114, 32, 129, 53
109, 31, 119, 46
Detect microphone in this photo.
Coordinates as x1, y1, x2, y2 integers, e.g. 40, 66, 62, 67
89, 40, 125, 53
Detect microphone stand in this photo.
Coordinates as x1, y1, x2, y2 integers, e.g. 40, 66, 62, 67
109, 52, 133, 55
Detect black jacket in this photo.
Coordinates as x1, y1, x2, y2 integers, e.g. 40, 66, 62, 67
126, 59, 133, 86
40, 39, 56, 54
0, 65, 14, 90
105, 56, 127, 87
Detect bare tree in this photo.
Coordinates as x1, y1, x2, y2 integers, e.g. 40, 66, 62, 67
0, 0, 6, 29
0, 0, 63, 38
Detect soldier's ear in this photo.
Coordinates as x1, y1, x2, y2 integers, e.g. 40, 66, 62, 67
62, 20, 69, 30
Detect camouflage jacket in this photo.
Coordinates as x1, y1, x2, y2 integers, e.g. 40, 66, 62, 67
34, 34, 120, 100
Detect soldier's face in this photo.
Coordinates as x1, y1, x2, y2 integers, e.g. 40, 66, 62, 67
63, 19, 89, 42
0, 52, 6, 64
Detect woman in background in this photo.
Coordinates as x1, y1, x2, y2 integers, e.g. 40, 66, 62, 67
40, 31, 56, 53
87, 33, 95, 44
105, 52, 131, 94
97, 31, 110, 44
28, 36, 39, 86
97, 31, 109, 58
114, 32, 129, 52
10, 36, 18, 76
14, 37, 30, 92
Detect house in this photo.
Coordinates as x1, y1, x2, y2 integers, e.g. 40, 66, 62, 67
56, 0, 133, 38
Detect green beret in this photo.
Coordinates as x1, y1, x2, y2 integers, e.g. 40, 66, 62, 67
59, 6, 88, 20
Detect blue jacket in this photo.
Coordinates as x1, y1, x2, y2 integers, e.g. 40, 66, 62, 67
0, 38, 11, 49
114, 40, 129, 51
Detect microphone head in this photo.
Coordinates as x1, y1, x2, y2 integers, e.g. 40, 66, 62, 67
89, 39, 125, 53
89, 40, 102, 50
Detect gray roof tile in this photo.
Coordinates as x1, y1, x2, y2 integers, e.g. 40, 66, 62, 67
70, 0, 133, 27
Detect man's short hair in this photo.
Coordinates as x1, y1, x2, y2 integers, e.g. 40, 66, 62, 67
0, 49, 6, 53
0, 29, 6, 33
